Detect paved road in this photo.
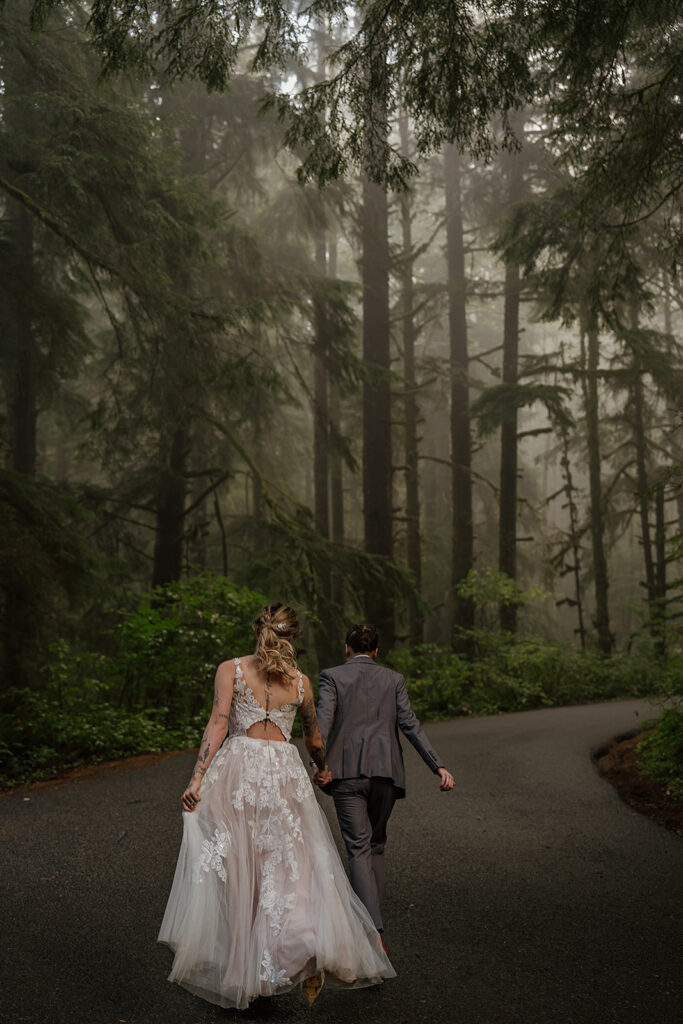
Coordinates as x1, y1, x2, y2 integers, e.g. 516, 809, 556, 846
1, 699, 681, 1024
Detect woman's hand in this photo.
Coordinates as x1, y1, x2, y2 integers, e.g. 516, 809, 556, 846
181, 774, 203, 812
313, 765, 332, 787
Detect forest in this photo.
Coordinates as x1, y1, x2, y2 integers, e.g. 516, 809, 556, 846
1, 0, 682, 792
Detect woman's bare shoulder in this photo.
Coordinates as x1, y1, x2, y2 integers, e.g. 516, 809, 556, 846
215, 658, 239, 676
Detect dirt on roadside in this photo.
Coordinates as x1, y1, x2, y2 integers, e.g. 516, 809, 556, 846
596, 730, 683, 837
0, 747, 195, 798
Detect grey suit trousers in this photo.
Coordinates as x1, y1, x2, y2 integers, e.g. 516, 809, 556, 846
330, 776, 397, 931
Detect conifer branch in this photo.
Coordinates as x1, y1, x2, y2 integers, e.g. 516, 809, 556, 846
0, 174, 122, 279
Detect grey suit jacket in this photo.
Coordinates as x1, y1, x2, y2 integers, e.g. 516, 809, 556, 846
316, 655, 444, 798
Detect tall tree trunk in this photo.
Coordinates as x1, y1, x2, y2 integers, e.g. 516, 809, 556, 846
313, 225, 331, 594
55, 440, 69, 483
328, 234, 346, 613
2, 44, 39, 689
662, 276, 683, 541
498, 150, 524, 633
361, 174, 393, 644
152, 427, 188, 588
187, 490, 208, 574
629, 299, 658, 644
580, 299, 613, 653
329, 391, 345, 548
328, 232, 343, 545
7, 201, 37, 475
445, 143, 474, 645
153, 98, 201, 589
399, 113, 423, 642
4, 37, 38, 476
498, 259, 521, 633
559, 423, 587, 649
214, 490, 229, 577
252, 470, 264, 519
626, 299, 659, 638
188, 434, 209, 573
632, 370, 656, 603
361, 29, 393, 647
654, 482, 667, 658
313, 219, 335, 665
312, 32, 331, 602
420, 392, 451, 643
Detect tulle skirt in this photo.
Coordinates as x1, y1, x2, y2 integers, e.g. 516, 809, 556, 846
158, 734, 395, 1009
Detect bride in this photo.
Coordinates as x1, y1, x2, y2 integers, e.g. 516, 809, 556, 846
158, 603, 395, 1009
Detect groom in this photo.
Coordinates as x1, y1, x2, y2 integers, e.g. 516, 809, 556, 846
314, 623, 454, 937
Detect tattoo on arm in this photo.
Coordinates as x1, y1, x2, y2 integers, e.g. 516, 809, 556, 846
192, 731, 210, 775
300, 696, 317, 737
310, 744, 326, 771
190, 668, 233, 779
300, 695, 326, 769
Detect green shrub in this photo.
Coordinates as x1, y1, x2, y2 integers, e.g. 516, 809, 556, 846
0, 576, 267, 788
117, 575, 267, 718
0, 682, 203, 788
636, 658, 683, 800
387, 636, 662, 720
638, 708, 683, 800
386, 645, 472, 719
3, 569, 677, 790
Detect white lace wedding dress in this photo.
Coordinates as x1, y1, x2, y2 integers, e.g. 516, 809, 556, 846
158, 658, 395, 1009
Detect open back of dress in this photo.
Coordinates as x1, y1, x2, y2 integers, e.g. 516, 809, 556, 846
231, 657, 304, 742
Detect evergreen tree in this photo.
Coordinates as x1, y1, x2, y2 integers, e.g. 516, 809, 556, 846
444, 143, 474, 641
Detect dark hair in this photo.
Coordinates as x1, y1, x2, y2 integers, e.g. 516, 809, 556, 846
345, 623, 379, 653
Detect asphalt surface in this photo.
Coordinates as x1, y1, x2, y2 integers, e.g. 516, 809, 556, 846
1, 699, 681, 1024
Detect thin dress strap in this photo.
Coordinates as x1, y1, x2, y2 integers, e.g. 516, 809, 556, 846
296, 670, 304, 704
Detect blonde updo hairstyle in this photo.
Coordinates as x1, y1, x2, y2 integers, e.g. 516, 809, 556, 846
253, 604, 301, 684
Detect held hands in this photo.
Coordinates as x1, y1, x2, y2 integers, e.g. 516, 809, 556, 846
181, 774, 203, 812
313, 765, 333, 787
437, 767, 455, 791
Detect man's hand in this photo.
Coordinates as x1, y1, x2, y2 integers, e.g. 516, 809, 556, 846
437, 767, 454, 791
313, 765, 332, 787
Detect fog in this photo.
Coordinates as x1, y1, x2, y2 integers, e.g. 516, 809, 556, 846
2, 1, 681, 684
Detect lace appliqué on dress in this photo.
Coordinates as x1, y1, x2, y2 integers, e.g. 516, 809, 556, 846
229, 657, 304, 741
259, 948, 290, 986
229, 742, 308, 936
204, 744, 228, 786
194, 826, 232, 884
254, 808, 302, 935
